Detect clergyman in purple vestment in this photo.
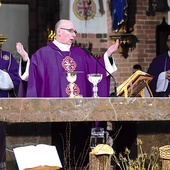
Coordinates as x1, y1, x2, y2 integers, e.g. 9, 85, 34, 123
25, 19, 119, 98
0, 51, 20, 97
27, 42, 114, 97
16, 19, 119, 168
147, 32, 170, 97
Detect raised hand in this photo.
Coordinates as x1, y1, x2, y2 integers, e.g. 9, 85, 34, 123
16, 42, 29, 62
107, 39, 119, 57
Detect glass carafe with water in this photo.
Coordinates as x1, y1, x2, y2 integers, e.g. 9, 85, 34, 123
90, 127, 109, 149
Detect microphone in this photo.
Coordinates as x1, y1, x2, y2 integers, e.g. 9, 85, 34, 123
80, 47, 117, 97
93, 55, 117, 97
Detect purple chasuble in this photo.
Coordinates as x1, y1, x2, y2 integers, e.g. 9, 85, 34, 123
26, 42, 111, 97
0, 51, 20, 97
147, 52, 170, 97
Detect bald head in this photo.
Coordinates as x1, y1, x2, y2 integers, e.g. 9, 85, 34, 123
54, 19, 77, 45
55, 20, 75, 32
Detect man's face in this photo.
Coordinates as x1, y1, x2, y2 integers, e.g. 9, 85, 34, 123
57, 21, 77, 45
166, 35, 170, 50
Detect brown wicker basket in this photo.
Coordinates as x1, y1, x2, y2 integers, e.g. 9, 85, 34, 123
159, 145, 170, 160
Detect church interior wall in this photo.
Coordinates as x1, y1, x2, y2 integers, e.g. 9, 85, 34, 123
0, 1, 170, 169
0, 0, 167, 88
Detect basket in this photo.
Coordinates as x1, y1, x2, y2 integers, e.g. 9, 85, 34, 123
159, 145, 170, 159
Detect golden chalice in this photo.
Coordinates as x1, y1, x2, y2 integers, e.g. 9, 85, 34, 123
66, 72, 77, 98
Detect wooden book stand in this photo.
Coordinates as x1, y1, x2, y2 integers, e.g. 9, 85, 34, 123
117, 70, 153, 97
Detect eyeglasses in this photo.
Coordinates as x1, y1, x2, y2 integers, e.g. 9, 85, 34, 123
60, 28, 77, 34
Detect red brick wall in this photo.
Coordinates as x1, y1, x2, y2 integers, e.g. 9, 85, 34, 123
76, 0, 168, 92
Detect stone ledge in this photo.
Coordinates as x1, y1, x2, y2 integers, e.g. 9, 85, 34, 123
0, 97, 169, 122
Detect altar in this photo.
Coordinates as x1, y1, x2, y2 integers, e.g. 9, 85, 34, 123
1, 97, 170, 169
1, 97, 170, 122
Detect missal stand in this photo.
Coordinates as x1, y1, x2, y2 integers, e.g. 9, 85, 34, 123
117, 70, 153, 97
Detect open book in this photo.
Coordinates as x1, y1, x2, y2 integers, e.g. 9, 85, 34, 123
117, 70, 153, 97
13, 144, 62, 170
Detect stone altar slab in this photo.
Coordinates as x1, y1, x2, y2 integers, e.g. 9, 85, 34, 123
0, 97, 169, 122
2, 97, 170, 169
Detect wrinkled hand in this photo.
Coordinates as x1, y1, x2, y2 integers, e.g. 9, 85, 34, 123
107, 39, 119, 57
16, 42, 29, 62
